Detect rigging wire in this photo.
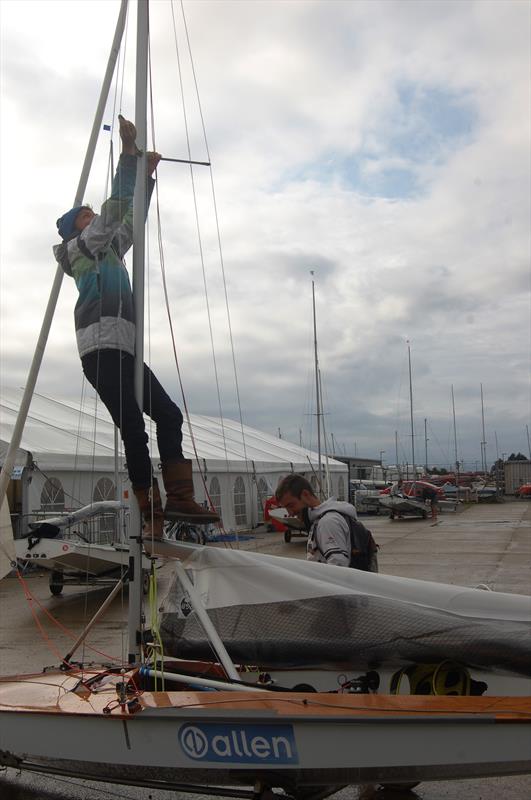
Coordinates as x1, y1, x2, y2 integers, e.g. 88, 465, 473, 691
166, 2, 236, 524
48, 7, 133, 669
427, 418, 452, 469
299, 304, 317, 455
147, 22, 222, 529
177, 0, 262, 523
146, 1, 297, 536
14, 571, 124, 667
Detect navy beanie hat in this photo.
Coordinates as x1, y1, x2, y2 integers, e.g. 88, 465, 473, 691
56, 206, 85, 241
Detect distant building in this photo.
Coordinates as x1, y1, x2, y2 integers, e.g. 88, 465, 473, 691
330, 456, 384, 483
329, 456, 423, 484
504, 460, 531, 495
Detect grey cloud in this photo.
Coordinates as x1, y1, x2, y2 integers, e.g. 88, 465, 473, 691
1, 0, 529, 470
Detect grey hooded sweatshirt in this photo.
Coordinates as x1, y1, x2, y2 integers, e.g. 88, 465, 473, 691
306, 498, 359, 567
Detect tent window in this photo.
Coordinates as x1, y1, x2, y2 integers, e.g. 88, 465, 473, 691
310, 474, 318, 493
233, 476, 247, 526
338, 476, 345, 501
256, 477, 269, 522
93, 477, 116, 502
93, 477, 116, 542
209, 477, 222, 516
40, 477, 65, 513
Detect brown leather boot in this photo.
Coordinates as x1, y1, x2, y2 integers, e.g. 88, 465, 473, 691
161, 459, 220, 524
132, 480, 165, 539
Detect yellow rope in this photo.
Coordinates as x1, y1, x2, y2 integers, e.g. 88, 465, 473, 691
147, 563, 165, 690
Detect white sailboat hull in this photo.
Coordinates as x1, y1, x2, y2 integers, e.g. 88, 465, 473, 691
379, 495, 429, 517
1, 672, 530, 790
15, 538, 150, 577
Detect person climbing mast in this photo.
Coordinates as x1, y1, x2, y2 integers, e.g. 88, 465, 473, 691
53, 115, 220, 538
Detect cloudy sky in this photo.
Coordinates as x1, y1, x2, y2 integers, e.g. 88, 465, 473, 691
1, 0, 530, 471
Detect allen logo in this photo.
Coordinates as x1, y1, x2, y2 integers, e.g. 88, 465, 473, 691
180, 726, 209, 759
179, 723, 298, 764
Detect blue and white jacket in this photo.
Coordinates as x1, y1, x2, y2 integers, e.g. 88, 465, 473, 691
53, 154, 154, 359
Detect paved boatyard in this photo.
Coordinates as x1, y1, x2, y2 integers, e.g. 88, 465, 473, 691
1, 499, 530, 799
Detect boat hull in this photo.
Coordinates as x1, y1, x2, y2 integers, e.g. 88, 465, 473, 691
379, 496, 428, 516
15, 538, 150, 577
1, 673, 530, 791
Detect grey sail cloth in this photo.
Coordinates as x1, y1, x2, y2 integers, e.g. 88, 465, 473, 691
158, 546, 531, 676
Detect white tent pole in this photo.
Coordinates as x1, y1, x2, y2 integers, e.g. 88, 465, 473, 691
0, 0, 129, 513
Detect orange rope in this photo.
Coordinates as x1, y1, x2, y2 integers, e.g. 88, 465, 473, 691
15, 570, 126, 667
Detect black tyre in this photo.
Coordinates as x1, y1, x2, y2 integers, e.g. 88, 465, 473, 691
284, 530, 292, 543
183, 525, 205, 545
166, 521, 205, 545
49, 570, 64, 596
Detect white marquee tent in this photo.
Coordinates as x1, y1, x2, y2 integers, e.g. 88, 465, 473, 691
1, 388, 348, 535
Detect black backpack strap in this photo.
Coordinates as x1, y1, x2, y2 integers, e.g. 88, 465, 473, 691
309, 509, 349, 562
316, 509, 373, 569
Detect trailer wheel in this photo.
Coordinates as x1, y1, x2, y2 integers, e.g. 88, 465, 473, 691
49, 571, 64, 596
284, 530, 292, 543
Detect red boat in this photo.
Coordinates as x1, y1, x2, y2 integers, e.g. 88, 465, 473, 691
263, 496, 288, 533
380, 480, 446, 500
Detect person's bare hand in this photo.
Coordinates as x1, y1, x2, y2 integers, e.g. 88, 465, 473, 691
147, 151, 162, 176
118, 114, 137, 154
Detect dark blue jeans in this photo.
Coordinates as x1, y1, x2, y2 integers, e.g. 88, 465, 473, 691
82, 349, 183, 488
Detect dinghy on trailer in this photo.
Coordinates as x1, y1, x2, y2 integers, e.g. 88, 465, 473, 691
379, 492, 430, 518
14, 501, 151, 595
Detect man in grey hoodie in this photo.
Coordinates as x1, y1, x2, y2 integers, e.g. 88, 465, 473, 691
276, 474, 378, 571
